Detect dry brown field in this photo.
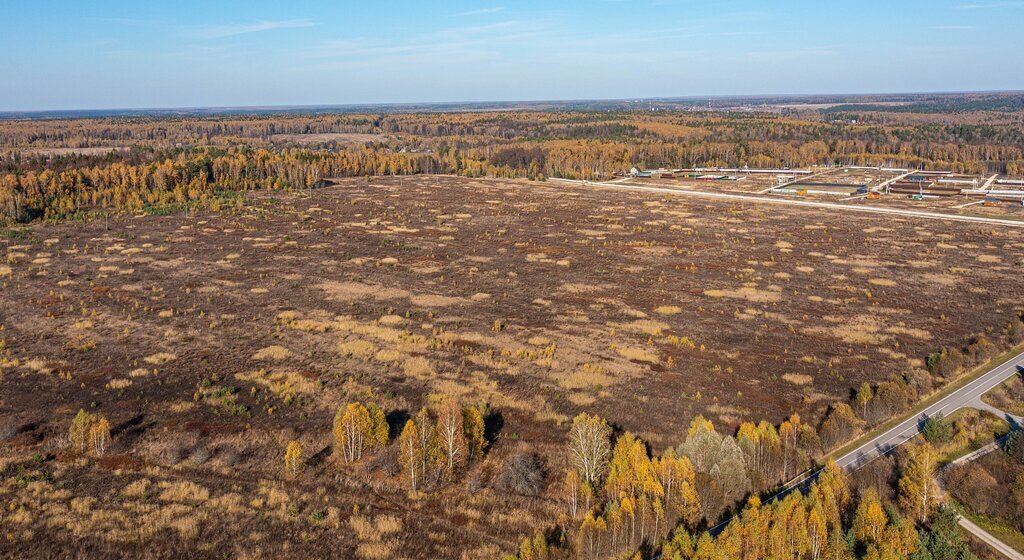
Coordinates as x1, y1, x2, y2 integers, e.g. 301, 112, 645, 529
1, 175, 1022, 558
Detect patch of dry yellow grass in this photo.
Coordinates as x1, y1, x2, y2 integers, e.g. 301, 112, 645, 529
318, 280, 467, 308
803, 315, 889, 345
122, 479, 152, 498
350, 514, 379, 541
143, 352, 176, 365
782, 373, 813, 386
106, 378, 132, 390
23, 357, 53, 374
349, 513, 403, 559
374, 515, 403, 535
377, 314, 405, 326
703, 286, 781, 303
157, 480, 209, 504
290, 319, 331, 332
403, 356, 435, 380
72, 319, 93, 330
236, 369, 319, 397
338, 339, 377, 359
374, 349, 403, 362
556, 364, 617, 390
356, 542, 397, 560
621, 319, 670, 336
251, 345, 292, 361
885, 325, 932, 340
616, 346, 659, 363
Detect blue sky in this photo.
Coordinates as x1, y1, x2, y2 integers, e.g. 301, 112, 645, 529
2, 0, 1023, 110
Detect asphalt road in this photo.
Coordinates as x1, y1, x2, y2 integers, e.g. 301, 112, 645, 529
548, 178, 1024, 227
707, 351, 1024, 537
834, 351, 1024, 471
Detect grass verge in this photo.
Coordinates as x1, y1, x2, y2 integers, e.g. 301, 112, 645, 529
935, 410, 1010, 467
949, 497, 1024, 555
825, 342, 1024, 464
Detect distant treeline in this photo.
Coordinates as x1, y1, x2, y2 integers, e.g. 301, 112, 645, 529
4, 107, 1024, 224
823, 93, 1024, 114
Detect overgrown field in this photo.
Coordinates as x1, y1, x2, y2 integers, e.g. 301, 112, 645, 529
1, 175, 1022, 557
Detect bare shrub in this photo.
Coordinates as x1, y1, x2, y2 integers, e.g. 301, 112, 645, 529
368, 445, 400, 477
0, 421, 15, 441
1006, 314, 1024, 344
164, 444, 189, 465
852, 453, 897, 502
467, 458, 499, 493
189, 446, 211, 465
865, 380, 915, 423
496, 452, 546, 496
219, 448, 242, 467
903, 369, 934, 397
966, 335, 997, 365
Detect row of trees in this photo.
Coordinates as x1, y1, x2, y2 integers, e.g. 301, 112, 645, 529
0, 114, 380, 148
396, 399, 486, 492
0, 146, 443, 223
656, 442, 963, 560
563, 412, 823, 558
280, 398, 488, 493
552, 408, 963, 560
7, 106, 1024, 224
822, 319, 1024, 455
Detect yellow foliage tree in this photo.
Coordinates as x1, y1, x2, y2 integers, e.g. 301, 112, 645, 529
334, 402, 371, 463
898, 440, 940, 523
462, 405, 486, 461
366, 402, 389, 449
284, 440, 303, 478
69, 409, 93, 454
853, 488, 887, 546
89, 415, 111, 456
398, 419, 423, 493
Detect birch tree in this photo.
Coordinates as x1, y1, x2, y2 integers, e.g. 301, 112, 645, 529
567, 413, 611, 486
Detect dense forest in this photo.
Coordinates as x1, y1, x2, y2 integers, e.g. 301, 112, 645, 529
3, 105, 1024, 225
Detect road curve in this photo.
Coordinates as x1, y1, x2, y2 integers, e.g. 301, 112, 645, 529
706, 351, 1024, 538
548, 178, 1024, 227
834, 351, 1024, 471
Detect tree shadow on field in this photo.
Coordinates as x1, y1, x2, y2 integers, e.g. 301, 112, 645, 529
484, 410, 503, 448
308, 444, 333, 467
112, 414, 155, 448
385, 410, 410, 441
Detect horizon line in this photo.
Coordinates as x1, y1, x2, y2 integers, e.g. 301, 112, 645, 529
3, 89, 1023, 117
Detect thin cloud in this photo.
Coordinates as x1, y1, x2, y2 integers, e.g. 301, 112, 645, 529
197, 19, 316, 39
453, 7, 505, 17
